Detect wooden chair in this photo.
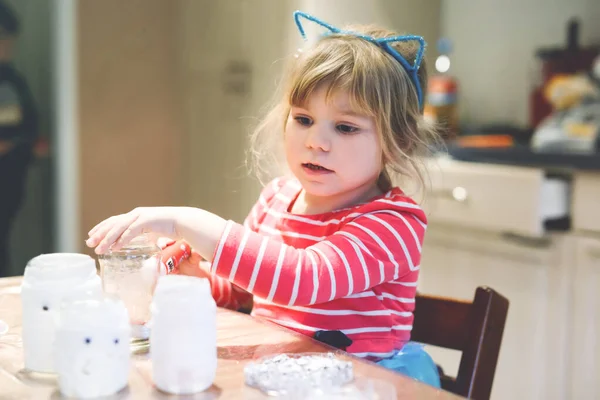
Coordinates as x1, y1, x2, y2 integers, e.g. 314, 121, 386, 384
412, 286, 509, 400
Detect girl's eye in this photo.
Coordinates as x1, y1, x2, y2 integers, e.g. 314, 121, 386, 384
294, 116, 312, 126
336, 124, 359, 134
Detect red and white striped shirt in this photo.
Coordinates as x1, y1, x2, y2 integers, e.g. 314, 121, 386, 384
208, 177, 427, 358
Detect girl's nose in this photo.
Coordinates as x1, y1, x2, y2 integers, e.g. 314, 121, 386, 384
305, 124, 331, 152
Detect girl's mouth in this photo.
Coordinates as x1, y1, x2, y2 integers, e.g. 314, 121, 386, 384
302, 163, 333, 174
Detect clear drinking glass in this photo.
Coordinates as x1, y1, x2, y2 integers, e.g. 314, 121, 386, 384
98, 235, 161, 351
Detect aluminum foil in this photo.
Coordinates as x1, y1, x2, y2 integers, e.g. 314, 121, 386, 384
244, 352, 354, 396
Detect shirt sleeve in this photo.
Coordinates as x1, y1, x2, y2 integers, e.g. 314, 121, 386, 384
208, 180, 281, 309
210, 209, 426, 307
209, 273, 253, 310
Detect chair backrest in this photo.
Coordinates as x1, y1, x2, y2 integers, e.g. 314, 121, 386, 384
412, 286, 509, 400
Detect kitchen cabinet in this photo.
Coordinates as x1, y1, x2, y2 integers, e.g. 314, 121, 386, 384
418, 226, 571, 400
413, 158, 573, 399
568, 236, 600, 399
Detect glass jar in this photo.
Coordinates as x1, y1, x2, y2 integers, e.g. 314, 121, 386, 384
21, 253, 102, 373
150, 275, 217, 394
98, 235, 161, 350
54, 295, 131, 398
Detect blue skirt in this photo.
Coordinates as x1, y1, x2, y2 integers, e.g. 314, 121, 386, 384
376, 342, 441, 388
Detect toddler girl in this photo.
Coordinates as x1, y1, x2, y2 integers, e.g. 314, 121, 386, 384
86, 11, 440, 386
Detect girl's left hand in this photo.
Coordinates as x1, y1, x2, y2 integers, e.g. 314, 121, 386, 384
86, 207, 183, 254
158, 238, 210, 279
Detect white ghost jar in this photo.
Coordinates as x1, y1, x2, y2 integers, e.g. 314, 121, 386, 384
20, 253, 102, 373
150, 275, 217, 395
54, 296, 131, 398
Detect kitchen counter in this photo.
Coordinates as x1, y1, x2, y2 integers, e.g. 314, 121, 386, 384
446, 145, 600, 171
415, 156, 600, 399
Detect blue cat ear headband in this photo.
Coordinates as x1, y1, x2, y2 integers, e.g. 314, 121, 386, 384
293, 10, 426, 109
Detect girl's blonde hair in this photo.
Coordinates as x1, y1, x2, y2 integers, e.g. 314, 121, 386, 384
248, 24, 441, 194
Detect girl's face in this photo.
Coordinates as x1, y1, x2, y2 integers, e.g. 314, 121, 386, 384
284, 86, 383, 208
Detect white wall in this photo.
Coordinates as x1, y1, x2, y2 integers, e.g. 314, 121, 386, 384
298, 0, 441, 72
441, 0, 600, 127
77, 0, 185, 254
178, 0, 441, 223
177, 0, 295, 223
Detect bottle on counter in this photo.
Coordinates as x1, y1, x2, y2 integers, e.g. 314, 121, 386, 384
150, 274, 217, 394
424, 38, 459, 140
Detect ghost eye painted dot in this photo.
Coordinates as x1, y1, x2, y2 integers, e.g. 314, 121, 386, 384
42, 305, 49, 311
84, 337, 92, 344
114, 338, 119, 345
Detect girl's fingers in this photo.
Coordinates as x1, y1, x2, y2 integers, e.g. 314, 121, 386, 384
188, 250, 203, 265
86, 217, 122, 248
95, 213, 140, 254
177, 261, 209, 278
88, 216, 116, 238
114, 217, 148, 250
156, 237, 176, 250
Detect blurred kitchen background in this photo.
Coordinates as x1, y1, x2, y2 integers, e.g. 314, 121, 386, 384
1, 0, 599, 399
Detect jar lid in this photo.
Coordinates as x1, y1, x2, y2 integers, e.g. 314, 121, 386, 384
23, 253, 97, 284
151, 275, 212, 309
98, 234, 161, 259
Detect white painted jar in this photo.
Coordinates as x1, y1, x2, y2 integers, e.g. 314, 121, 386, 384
150, 275, 217, 394
20, 253, 102, 373
54, 295, 131, 398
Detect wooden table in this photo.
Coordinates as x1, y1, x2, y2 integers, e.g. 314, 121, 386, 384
0, 277, 461, 399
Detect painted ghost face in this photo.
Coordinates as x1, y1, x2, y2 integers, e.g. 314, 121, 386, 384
54, 296, 131, 399
20, 253, 101, 373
